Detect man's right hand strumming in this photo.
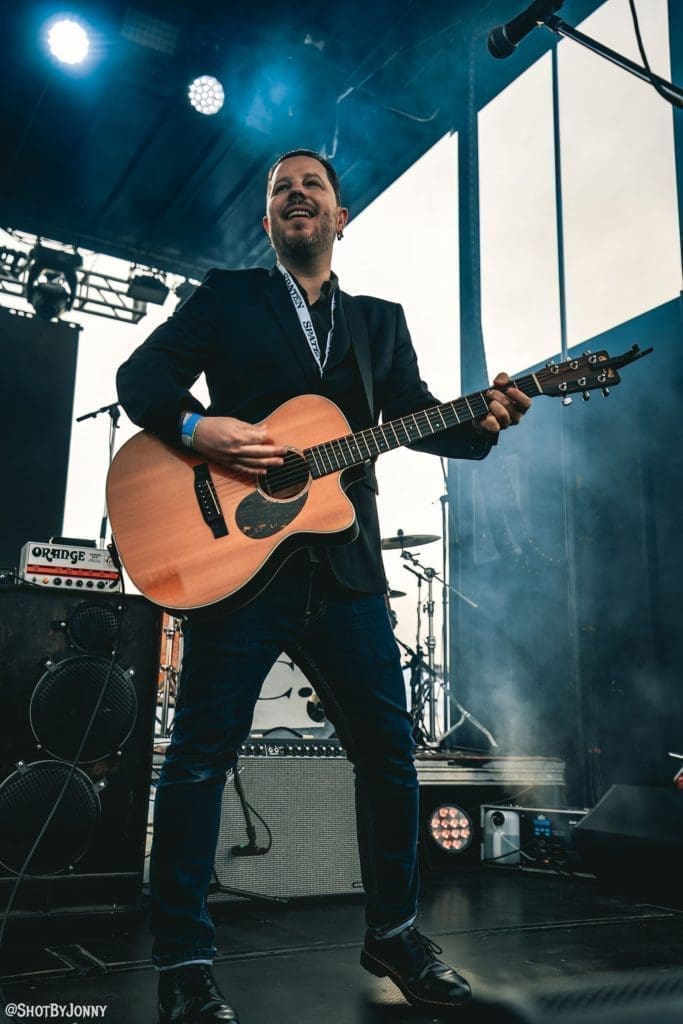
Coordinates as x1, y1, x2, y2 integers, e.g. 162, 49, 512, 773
192, 415, 287, 476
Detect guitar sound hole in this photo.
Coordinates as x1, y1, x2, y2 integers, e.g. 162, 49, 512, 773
260, 450, 310, 500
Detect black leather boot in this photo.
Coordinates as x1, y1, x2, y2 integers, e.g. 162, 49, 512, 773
158, 964, 240, 1024
361, 926, 472, 1011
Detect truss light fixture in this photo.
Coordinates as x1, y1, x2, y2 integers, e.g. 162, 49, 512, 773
188, 75, 225, 116
127, 269, 169, 305
47, 18, 90, 65
427, 804, 473, 854
25, 243, 82, 320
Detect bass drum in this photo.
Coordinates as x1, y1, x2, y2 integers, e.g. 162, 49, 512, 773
251, 652, 331, 733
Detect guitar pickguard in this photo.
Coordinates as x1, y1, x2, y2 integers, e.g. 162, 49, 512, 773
235, 490, 308, 539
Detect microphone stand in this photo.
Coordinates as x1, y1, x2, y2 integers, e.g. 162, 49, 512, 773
208, 766, 288, 905
75, 401, 121, 549
540, 14, 683, 108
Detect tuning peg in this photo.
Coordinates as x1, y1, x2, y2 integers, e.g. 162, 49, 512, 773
582, 391, 590, 401
601, 387, 609, 397
562, 396, 573, 406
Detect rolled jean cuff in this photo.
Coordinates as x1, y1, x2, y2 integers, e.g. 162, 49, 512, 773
153, 946, 217, 969
370, 913, 417, 940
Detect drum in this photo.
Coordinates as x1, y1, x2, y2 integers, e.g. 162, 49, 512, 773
252, 654, 321, 732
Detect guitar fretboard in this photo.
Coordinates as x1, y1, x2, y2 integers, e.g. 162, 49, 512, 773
304, 374, 540, 478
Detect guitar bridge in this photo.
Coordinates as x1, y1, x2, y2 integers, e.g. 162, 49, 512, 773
193, 464, 228, 539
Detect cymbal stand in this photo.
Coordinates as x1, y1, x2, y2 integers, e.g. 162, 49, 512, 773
402, 550, 497, 750
403, 557, 438, 738
157, 616, 181, 742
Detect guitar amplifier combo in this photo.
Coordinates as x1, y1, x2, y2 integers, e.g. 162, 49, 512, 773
209, 738, 363, 904
0, 586, 160, 915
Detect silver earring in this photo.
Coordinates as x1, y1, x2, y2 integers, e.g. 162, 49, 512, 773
336, 230, 344, 241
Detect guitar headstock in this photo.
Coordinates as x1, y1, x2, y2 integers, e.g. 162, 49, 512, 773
536, 344, 653, 402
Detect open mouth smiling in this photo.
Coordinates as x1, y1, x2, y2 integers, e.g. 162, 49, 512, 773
285, 207, 315, 220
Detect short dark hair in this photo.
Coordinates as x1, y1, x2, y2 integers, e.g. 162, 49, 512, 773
267, 149, 342, 205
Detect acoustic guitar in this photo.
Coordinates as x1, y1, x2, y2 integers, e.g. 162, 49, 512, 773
106, 345, 651, 613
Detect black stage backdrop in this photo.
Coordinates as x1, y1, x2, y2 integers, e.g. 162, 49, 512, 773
450, 298, 683, 805
0, 308, 80, 569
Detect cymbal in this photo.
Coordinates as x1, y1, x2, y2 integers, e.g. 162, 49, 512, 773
387, 589, 406, 598
381, 532, 440, 550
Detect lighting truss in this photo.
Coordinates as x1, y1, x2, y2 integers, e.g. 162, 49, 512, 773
0, 242, 149, 324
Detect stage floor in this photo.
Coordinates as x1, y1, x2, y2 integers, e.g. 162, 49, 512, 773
2, 870, 683, 1023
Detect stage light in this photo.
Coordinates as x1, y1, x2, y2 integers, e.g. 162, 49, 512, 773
428, 804, 473, 854
127, 270, 169, 305
188, 75, 225, 116
25, 243, 82, 320
47, 18, 90, 65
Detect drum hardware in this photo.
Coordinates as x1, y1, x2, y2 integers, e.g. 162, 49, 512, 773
381, 530, 440, 550
393, 488, 497, 751
396, 634, 497, 752
157, 614, 182, 742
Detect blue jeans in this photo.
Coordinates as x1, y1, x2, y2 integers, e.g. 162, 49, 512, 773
150, 554, 419, 968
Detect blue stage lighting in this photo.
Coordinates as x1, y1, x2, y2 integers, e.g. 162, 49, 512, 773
47, 18, 90, 65
188, 75, 225, 116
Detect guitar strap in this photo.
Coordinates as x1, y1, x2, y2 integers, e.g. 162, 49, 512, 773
339, 293, 375, 423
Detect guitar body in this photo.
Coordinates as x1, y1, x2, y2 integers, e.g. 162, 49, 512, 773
106, 394, 359, 613
107, 343, 649, 614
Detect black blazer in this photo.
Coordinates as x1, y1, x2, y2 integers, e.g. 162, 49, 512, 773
116, 267, 493, 592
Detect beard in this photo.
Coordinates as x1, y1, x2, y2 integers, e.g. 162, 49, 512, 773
269, 209, 337, 264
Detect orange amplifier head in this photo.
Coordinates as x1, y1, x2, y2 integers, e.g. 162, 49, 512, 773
19, 541, 121, 592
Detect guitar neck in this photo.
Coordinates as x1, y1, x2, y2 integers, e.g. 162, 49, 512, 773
305, 374, 542, 478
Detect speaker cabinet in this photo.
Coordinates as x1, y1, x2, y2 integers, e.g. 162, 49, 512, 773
573, 784, 683, 892
462, 967, 683, 1024
209, 752, 362, 903
0, 586, 160, 915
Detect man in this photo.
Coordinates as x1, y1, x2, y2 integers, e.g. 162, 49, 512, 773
117, 149, 531, 1024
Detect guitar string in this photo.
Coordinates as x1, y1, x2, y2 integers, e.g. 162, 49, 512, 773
206, 362, 595, 498
208, 391, 497, 498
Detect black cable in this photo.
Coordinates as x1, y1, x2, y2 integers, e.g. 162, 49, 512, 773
243, 799, 273, 853
0, 579, 127, 1005
628, 0, 683, 109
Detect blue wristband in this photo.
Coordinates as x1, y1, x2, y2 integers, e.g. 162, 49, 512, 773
180, 412, 204, 449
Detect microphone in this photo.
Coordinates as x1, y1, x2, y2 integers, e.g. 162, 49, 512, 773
231, 842, 268, 856
487, 0, 564, 59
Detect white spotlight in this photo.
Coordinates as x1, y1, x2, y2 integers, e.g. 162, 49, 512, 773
47, 19, 90, 66
188, 75, 225, 116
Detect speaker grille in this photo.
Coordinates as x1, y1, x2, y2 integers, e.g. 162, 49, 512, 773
0, 761, 100, 874
211, 758, 362, 902
30, 656, 137, 762
64, 599, 121, 654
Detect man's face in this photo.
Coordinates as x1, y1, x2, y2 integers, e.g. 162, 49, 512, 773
263, 155, 348, 263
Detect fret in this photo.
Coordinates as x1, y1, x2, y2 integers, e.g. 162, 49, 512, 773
386, 421, 401, 447
432, 406, 448, 431
307, 446, 323, 478
396, 419, 412, 445
318, 443, 334, 474
373, 427, 389, 453
341, 435, 355, 466
331, 437, 344, 469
